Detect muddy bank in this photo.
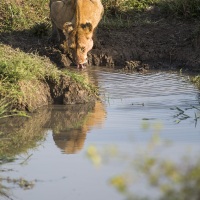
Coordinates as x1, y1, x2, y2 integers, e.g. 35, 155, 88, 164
16, 76, 96, 111
47, 17, 200, 72
89, 19, 200, 71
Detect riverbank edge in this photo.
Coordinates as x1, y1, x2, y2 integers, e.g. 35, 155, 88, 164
0, 44, 97, 115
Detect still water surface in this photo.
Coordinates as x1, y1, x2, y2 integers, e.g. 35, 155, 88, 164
2, 68, 200, 200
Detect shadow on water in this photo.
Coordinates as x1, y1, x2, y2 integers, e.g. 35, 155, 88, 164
46, 102, 106, 154
0, 108, 50, 157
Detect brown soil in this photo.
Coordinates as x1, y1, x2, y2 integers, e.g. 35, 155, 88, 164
91, 17, 200, 72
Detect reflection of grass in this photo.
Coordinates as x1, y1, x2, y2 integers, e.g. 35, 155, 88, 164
0, 108, 50, 158
0, 156, 35, 199
0, 109, 50, 199
0, 175, 35, 200
191, 75, 200, 89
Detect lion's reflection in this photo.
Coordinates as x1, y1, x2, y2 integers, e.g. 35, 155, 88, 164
51, 101, 106, 154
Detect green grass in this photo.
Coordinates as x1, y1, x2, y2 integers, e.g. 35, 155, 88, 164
0, 44, 59, 115
0, 0, 199, 116
102, 0, 159, 13
0, 0, 50, 32
101, 0, 160, 27
0, 46, 60, 83
100, 0, 200, 28
0, 44, 94, 116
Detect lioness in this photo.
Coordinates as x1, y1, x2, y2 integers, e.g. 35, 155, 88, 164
50, 0, 104, 68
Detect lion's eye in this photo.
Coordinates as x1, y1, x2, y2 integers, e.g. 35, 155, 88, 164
80, 47, 86, 52
69, 44, 75, 51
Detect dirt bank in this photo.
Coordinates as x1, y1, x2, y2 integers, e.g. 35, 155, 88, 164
90, 17, 200, 72
16, 77, 95, 111
1, 14, 199, 73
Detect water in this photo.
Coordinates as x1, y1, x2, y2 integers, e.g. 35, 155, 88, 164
1, 68, 200, 200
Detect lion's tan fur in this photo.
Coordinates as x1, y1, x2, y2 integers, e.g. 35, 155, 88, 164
50, 0, 104, 67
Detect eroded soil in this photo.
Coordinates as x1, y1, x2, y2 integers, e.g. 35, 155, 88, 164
94, 20, 200, 72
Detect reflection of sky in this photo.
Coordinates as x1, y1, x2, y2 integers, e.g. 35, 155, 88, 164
4, 133, 125, 200
2, 70, 200, 200
88, 70, 200, 143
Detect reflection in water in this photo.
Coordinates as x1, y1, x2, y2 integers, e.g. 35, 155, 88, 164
0, 109, 50, 157
1, 68, 200, 200
51, 101, 106, 154
0, 100, 106, 199
0, 101, 106, 156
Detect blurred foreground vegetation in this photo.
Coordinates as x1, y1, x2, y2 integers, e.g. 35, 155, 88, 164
87, 121, 200, 200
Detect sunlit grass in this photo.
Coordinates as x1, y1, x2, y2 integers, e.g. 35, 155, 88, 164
0, 44, 95, 116
0, 44, 60, 115
0, 0, 50, 32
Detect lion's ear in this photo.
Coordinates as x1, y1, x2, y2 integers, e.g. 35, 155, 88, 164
80, 22, 93, 33
63, 22, 74, 36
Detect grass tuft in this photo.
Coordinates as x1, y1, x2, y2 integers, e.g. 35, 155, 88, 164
0, 0, 49, 32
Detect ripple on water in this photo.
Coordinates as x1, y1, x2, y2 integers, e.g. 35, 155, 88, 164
86, 68, 200, 143
90, 70, 198, 110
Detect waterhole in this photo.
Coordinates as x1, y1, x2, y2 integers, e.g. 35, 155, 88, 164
1, 68, 200, 200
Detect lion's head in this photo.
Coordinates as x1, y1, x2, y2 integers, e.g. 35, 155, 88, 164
63, 22, 94, 68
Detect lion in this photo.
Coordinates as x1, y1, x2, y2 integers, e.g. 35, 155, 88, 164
50, 0, 104, 68
53, 101, 106, 154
